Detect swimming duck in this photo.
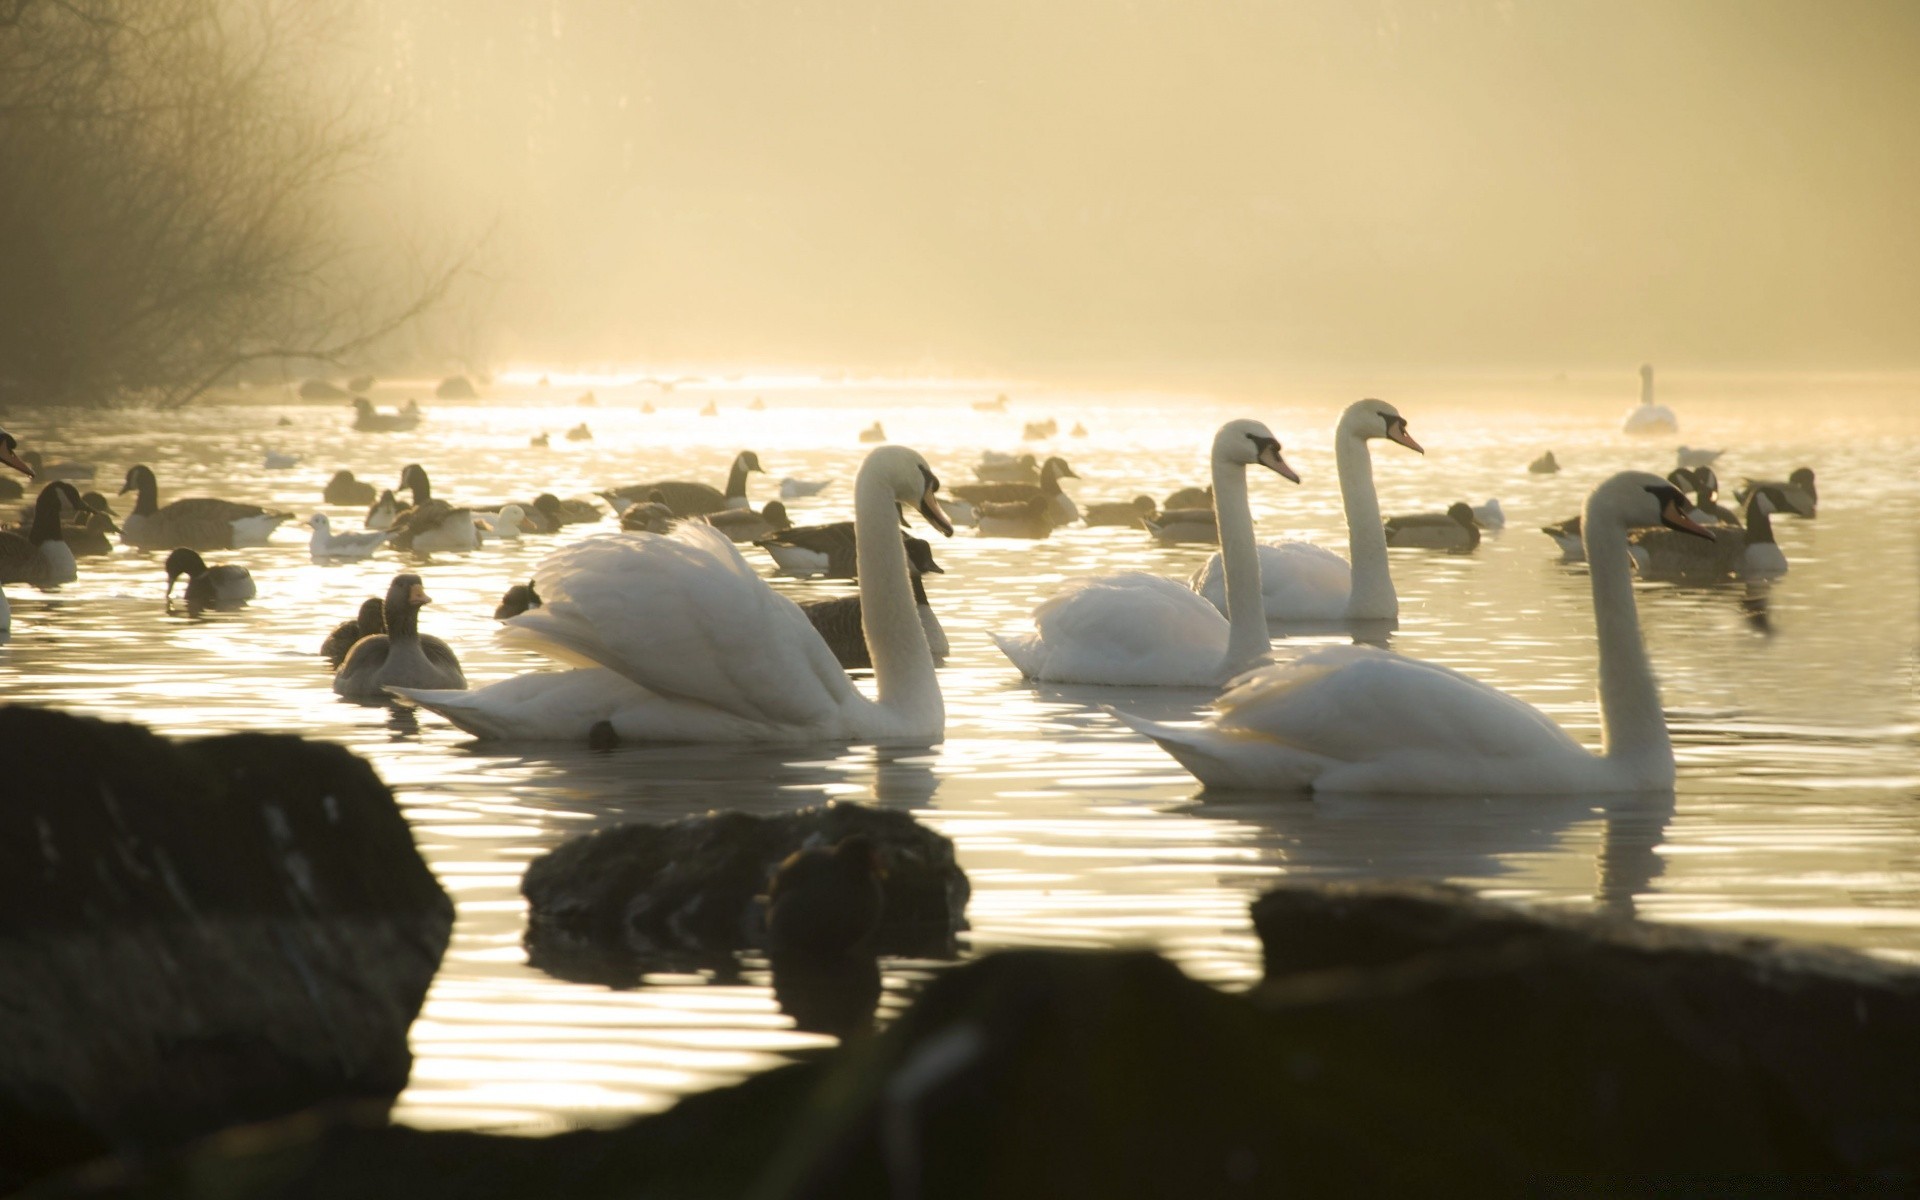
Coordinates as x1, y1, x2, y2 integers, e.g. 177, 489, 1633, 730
705, 499, 790, 543
1384, 501, 1481, 551
858, 421, 886, 443
164, 547, 255, 609
351, 396, 420, 432
324, 470, 377, 505
494, 580, 542, 620
602, 450, 765, 518
1082, 495, 1157, 528
796, 537, 948, 669
1528, 451, 1560, 474
386, 464, 478, 553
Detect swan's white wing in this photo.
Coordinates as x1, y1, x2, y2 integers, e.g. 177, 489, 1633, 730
506, 526, 858, 725
999, 572, 1227, 685
1191, 542, 1351, 621
392, 668, 783, 741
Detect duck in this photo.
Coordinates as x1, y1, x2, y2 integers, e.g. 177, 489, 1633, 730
385, 464, 478, 553
798, 537, 949, 670
565, 423, 592, 442
1117, 471, 1711, 793
949, 456, 1078, 525
306, 512, 390, 561
263, 451, 300, 470
1470, 499, 1505, 529
1141, 504, 1222, 545
699, 399, 719, 417
578, 391, 597, 407
1527, 451, 1560, 474
858, 421, 887, 444
973, 452, 1038, 484
1384, 501, 1481, 552
1022, 418, 1058, 440
1622, 363, 1678, 435
351, 396, 420, 432
1677, 446, 1723, 470
390, 445, 953, 743
1083, 495, 1157, 528
533, 493, 602, 526
117, 465, 292, 551
495, 580, 541, 620
1163, 484, 1212, 510
971, 394, 1009, 413
975, 492, 1056, 539
602, 450, 764, 517
779, 477, 833, 500
332, 573, 467, 697
20, 450, 95, 482
324, 470, 377, 505
1070, 422, 1088, 438
58, 487, 119, 557
748, 396, 766, 411
705, 499, 791, 543
364, 489, 400, 530
992, 421, 1297, 686
1189, 399, 1425, 622
0, 484, 78, 588
765, 835, 884, 960
322, 596, 385, 666
530, 433, 550, 448
619, 492, 675, 534
757, 520, 859, 577
1734, 467, 1816, 518
164, 547, 255, 609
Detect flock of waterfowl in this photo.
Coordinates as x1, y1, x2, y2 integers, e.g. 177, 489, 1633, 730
0, 382, 1820, 797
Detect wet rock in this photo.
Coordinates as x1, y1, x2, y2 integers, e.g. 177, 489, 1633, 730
297, 378, 347, 400
522, 803, 967, 981
0, 706, 451, 1192
433, 374, 477, 399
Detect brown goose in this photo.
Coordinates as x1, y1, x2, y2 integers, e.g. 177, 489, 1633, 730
322, 596, 386, 666
601, 450, 764, 518
332, 573, 467, 696
797, 537, 948, 669
1384, 501, 1481, 551
386, 465, 478, 553
118, 465, 291, 551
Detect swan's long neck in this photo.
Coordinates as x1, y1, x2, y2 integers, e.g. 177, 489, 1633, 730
853, 473, 941, 732
1583, 500, 1671, 780
1336, 428, 1394, 620
1640, 368, 1655, 407
1211, 454, 1267, 674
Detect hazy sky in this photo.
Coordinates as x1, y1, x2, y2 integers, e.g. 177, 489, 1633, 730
357, 1, 1920, 378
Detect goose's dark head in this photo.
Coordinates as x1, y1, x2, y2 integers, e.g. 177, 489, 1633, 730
1040, 456, 1079, 482
164, 548, 208, 596
737, 450, 764, 474
398, 464, 428, 493
119, 465, 155, 496
904, 535, 944, 575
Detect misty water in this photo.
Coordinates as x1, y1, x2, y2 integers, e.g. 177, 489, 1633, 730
2, 375, 1916, 1133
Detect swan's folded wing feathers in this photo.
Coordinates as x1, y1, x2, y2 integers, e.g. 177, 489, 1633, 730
511, 527, 856, 725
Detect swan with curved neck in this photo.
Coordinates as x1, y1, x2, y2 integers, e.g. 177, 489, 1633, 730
991, 420, 1297, 687
393, 445, 953, 742
1191, 399, 1422, 623
1120, 471, 1710, 793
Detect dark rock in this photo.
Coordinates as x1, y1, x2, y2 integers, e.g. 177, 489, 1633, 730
433, 374, 477, 400
522, 803, 966, 981
0, 706, 451, 1191
297, 379, 347, 400
346, 375, 375, 393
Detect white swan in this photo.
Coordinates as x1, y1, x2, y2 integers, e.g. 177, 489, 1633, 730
991, 420, 1297, 686
393, 445, 954, 743
1622, 363, 1678, 435
1191, 399, 1423, 622
1117, 471, 1711, 793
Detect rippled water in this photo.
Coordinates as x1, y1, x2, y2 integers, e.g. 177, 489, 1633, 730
2, 374, 1916, 1132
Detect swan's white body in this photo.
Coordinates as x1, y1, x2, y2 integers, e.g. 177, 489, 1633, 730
1191, 399, 1420, 622
307, 513, 390, 562
992, 420, 1294, 687
1623, 364, 1678, 435
395, 446, 950, 744
1119, 471, 1698, 794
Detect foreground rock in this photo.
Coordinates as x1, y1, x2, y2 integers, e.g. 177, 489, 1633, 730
0, 706, 451, 1192
65, 884, 1920, 1196
522, 803, 968, 983
433, 374, 477, 399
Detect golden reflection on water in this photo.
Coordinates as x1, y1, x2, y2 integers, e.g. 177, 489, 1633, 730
0, 376, 1916, 1130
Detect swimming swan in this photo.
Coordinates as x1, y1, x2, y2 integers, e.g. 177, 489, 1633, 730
1191, 399, 1423, 622
991, 420, 1297, 687
393, 445, 954, 743
1117, 471, 1711, 793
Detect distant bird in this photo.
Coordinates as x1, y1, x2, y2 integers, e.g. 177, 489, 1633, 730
0, 484, 77, 588
1677, 445, 1723, 470
1070, 422, 1088, 437
858, 421, 886, 443
306, 513, 390, 562
1734, 467, 1816, 518
56, 485, 118, 556
951, 457, 1077, 526
705, 499, 790, 543
1142, 505, 1220, 545
351, 396, 420, 433
263, 450, 300, 470
639, 400, 656, 414
765, 835, 885, 960
365, 489, 400, 530
1083, 495, 1157, 528
1163, 484, 1212, 510
1528, 451, 1560, 474
118, 465, 291, 551
748, 396, 766, 410
324, 470, 377, 506
1385, 501, 1481, 552
22, 451, 96, 482
164, 547, 255, 609
435, 375, 477, 400
322, 596, 385, 666
480, 504, 529, 540
534, 493, 601, 526
975, 492, 1055, 539
577, 391, 597, 407
1021, 419, 1057, 441
530, 432, 550, 448
779, 477, 833, 500
619, 491, 675, 534
332, 572, 466, 696
699, 398, 718, 416
1622, 363, 1678, 435
1470, 499, 1506, 529
494, 580, 541, 620
565, 423, 592, 442
973, 452, 1038, 484
971, 394, 1009, 412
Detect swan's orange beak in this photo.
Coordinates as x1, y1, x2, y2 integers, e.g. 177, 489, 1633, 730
410, 583, 433, 606
1258, 442, 1300, 484
1387, 422, 1424, 455
918, 488, 953, 537
0, 442, 29, 478
1662, 501, 1715, 540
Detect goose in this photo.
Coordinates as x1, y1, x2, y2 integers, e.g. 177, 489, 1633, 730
1734, 467, 1816, 518
1677, 466, 1740, 525
1739, 487, 1790, 577
306, 512, 390, 561
973, 452, 1038, 484
1542, 515, 1586, 561
950, 457, 1078, 525
59, 488, 118, 557
565, 423, 592, 442
699, 398, 719, 417
20, 450, 95, 482
1116, 471, 1711, 793
602, 450, 764, 517
975, 492, 1055, 539
858, 421, 887, 444
1384, 501, 1481, 552
495, 580, 541, 620
1083, 495, 1157, 528
1677, 446, 1723, 470
390, 444, 953, 743
1527, 451, 1560, 474
164, 547, 255, 609
938, 494, 979, 528
351, 396, 420, 432
1190, 399, 1424, 622
263, 451, 300, 470
0, 484, 78, 587
117, 465, 292, 551
324, 470, 377, 505
1142, 505, 1221, 545
705, 499, 791, 543
333, 573, 467, 697
385, 464, 478, 553
1470, 499, 1505, 529
1622, 363, 1678, 435
798, 537, 949, 670
534, 493, 602, 526
992, 420, 1297, 686
364, 490, 399, 530
757, 520, 860, 577
322, 596, 385, 666
779, 477, 833, 500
